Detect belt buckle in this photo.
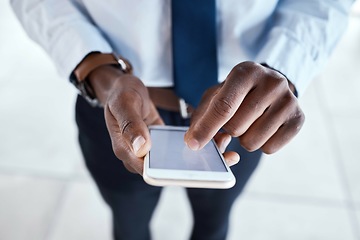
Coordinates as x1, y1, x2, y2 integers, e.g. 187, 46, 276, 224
179, 98, 192, 119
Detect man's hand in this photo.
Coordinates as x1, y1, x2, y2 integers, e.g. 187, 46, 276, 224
88, 65, 239, 173
185, 61, 305, 155
88, 65, 163, 174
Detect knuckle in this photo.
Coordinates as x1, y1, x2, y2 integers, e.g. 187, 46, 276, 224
284, 95, 305, 124
223, 123, 244, 137
282, 92, 297, 109
261, 144, 278, 154
239, 136, 258, 152
232, 61, 258, 75
278, 91, 299, 114
212, 97, 235, 118
268, 75, 287, 90
246, 98, 263, 112
239, 61, 259, 69
120, 90, 142, 103
292, 109, 305, 129
118, 117, 144, 137
224, 126, 238, 137
120, 119, 133, 135
262, 71, 288, 91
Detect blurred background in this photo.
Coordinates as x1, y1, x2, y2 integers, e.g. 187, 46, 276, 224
1, 1, 360, 240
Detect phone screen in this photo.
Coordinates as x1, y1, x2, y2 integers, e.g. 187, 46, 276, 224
149, 128, 227, 172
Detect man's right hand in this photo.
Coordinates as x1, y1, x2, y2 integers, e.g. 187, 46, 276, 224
88, 65, 164, 174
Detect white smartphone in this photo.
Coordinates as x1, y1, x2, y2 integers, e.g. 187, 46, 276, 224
143, 125, 236, 189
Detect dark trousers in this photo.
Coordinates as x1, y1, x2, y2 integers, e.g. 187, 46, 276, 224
75, 96, 262, 240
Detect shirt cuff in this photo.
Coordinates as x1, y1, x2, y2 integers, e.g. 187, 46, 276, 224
48, 20, 113, 79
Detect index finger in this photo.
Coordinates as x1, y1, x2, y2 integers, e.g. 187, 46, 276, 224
185, 68, 253, 150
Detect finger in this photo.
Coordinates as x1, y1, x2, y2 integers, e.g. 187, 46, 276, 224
239, 93, 301, 152
107, 91, 152, 158
213, 132, 232, 153
223, 66, 289, 137
104, 108, 145, 174
222, 85, 280, 137
261, 109, 305, 154
223, 151, 240, 167
185, 67, 255, 150
190, 85, 220, 124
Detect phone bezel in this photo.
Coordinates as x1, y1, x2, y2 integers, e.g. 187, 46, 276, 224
143, 125, 236, 189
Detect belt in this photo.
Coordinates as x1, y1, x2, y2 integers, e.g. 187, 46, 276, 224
147, 87, 194, 119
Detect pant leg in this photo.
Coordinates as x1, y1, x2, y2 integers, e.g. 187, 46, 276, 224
75, 95, 261, 240
97, 183, 161, 240
75, 96, 162, 240
186, 139, 262, 240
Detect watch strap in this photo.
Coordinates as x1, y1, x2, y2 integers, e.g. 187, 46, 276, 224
71, 52, 133, 108
74, 53, 131, 82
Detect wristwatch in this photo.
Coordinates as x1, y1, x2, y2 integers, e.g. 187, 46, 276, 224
70, 52, 133, 107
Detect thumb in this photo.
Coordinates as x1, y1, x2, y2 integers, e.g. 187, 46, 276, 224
105, 91, 152, 158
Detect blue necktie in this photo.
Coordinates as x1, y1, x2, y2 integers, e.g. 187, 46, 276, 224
171, 0, 218, 107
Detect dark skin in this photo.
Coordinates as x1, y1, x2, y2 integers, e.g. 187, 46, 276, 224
88, 61, 305, 174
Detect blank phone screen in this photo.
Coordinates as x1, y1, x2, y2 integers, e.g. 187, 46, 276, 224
149, 128, 227, 172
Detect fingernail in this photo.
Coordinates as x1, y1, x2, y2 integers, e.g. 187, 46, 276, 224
187, 138, 200, 151
132, 136, 146, 154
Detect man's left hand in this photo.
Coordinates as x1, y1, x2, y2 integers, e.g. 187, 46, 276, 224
185, 61, 305, 155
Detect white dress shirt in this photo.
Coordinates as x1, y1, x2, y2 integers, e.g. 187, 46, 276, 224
11, 0, 353, 96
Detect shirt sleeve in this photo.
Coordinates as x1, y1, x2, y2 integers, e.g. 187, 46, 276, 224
10, 0, 113, 79
255, 0, 354, 96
